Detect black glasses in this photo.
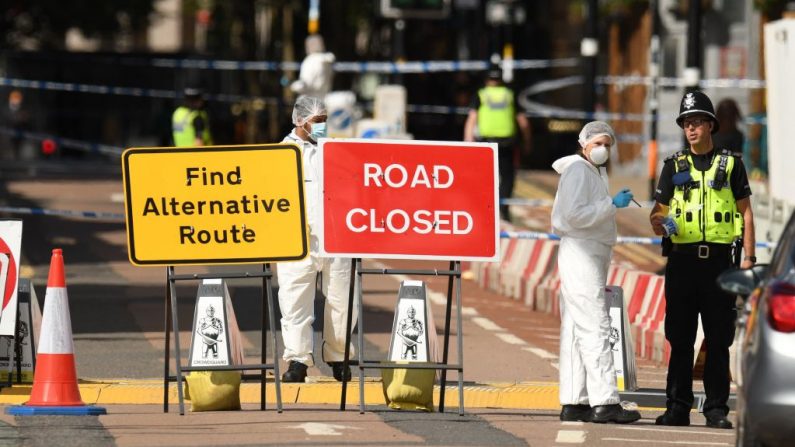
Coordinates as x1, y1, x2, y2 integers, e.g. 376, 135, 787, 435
682, 118, 708, 128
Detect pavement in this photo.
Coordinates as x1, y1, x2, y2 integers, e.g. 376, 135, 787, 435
0, 166, 678, 411
0, 162, 743, 446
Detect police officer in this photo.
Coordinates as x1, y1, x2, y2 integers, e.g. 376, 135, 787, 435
172, 87, 213, 147
278, 96, 357, 383
464, 69, 531, 221
650, 91, 755, 429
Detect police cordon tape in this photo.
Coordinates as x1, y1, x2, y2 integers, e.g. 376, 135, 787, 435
148, 57, 582, 73
0, 126, 124, 157
0, 204, 777, 250
0, 206, 125, 222
2, 74, 768, 128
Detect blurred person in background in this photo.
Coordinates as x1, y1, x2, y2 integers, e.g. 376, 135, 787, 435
172, 87, 213, 147
278, 95, 356, 383
3, 89, 30, 160
291, 35, 335, 99
712, 98, 744, 156
464, 69, 531, 222
551, 121, 640, 424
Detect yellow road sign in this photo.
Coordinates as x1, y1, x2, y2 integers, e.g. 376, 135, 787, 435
122, 144, 307, 266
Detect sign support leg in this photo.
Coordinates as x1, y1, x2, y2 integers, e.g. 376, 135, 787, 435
168, 267, 186, 415
439, 260, 455, 413
455, 260, 464, 416
340, 258, 358, 410
163, 269, 171, 413
356, 259, 366, 414
264, 263, 283, 412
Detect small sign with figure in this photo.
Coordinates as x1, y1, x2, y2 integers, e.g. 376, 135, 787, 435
189, 293, 230, 367
388, 280, 437, 363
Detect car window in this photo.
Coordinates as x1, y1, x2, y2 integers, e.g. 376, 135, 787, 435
769, 210, 795, 277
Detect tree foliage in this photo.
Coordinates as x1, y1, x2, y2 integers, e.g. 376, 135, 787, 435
1, 0, 156, 50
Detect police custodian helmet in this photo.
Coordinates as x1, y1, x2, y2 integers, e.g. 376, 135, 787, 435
676, 91, 719, 133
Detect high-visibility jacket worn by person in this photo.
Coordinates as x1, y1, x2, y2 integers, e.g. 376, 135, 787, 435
172, 107, 213, 146
477, 86, 516, 138
668, 150, 743, 244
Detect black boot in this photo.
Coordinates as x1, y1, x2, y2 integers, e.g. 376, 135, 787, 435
590, 404, 641, 424
328, 362, 352, 382
281, 361, 308, 383
655, 410, 690, 426
560, 404, 591, 422
704, 410, 732, 429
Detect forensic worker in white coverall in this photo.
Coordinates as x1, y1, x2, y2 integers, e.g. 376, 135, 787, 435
278, 95, 357, 383
551, 121, 641, 424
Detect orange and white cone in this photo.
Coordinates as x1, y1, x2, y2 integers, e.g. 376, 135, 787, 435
6, 249, 106, 416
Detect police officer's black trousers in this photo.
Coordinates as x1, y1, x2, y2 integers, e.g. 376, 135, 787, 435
497, 147, 515, 221
663, 250, 736, 416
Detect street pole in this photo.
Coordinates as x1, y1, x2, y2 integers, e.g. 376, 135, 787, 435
647, 0, 661, 199
308, 0, 320, 34
684, 0, 702, 93
582, 0, 599, 115
502, 1, 514, 84
393, 19, 406, 85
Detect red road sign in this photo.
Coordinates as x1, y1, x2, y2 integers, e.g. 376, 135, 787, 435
319, 139, 499, 261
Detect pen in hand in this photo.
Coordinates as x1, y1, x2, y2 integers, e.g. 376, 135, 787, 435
631, 198, 642, 207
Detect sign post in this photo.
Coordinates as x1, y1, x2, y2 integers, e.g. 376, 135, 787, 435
122, 144, 308, 415
319, 139, 498, 414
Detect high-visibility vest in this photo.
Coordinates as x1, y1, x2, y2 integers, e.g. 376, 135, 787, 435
669, 151, 743, 244
172, 107, 212, 146
477, 86, 515, 138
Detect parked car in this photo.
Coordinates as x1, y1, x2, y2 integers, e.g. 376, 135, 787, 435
717, 211, 795, 447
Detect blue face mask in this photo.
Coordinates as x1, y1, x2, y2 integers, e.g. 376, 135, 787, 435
307, 122, 327, 141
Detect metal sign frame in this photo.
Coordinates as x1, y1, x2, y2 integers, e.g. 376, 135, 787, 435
339, 259, 465, 415
163, 265, 282, 415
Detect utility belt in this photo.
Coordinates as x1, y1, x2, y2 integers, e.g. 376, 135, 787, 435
670, 243, 732, 259
478, 136, 515, 151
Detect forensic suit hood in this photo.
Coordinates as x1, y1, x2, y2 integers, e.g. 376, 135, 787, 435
551, 155, 617, 246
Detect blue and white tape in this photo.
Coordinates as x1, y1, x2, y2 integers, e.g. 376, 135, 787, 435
150, 57, 579, 73
0, 126, 124, 157
0, 206, 125, 221
0, 204, 777, 250
500, 230, 776, 249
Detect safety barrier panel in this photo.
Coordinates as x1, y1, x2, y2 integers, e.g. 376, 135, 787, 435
468, 236, 674, 366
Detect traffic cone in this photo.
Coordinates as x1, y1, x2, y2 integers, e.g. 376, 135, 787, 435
6, 249, 106, 416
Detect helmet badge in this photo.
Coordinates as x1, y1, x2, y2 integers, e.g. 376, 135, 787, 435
683, 93, 695, 110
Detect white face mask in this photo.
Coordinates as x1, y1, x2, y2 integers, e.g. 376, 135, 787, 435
588, 145, 609, 165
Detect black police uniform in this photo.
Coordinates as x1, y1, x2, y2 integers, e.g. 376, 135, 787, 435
655, 150, 751, 418
654, 91, 752, 422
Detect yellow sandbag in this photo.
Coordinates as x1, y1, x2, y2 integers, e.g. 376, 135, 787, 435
185, 371, 241, 412
382, 364, 435, 412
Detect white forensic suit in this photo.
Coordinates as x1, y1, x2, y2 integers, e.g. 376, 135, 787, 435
551, 154, 620, 407
277, 131, 358, 366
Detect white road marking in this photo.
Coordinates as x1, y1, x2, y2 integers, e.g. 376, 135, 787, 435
561, 421, 584, 426
617, 426, 734, 437
461, 307, 479, 316
427, 290, 446, 306
288, 422, 361, 436
602, 438, 729, 446
495, 332, 526, 345
522, 347, 558, 360
471, 317, 504, 332
551, 362, 559, 370
110, 192, 125, 203
555, 430, 586, 443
